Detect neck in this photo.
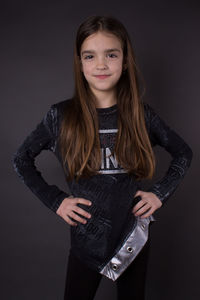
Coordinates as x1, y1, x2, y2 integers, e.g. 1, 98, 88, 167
91, 89, 117, 108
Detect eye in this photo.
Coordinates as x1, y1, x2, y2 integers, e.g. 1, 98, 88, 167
84, 55, 93, 60
108, 53, 117, 58
83, 53, 118, 60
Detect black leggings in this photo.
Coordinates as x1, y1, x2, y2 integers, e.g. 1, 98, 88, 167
63, 230, 151, 300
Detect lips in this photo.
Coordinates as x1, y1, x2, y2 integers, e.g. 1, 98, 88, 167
94, 75, 111, 79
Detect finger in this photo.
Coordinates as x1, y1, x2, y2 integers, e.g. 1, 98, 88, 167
134, 190, 143, 197
75, 198, 92, 206
132, 199, 146, 213
134, 203, 151, 216
65, 215, 77, 226
132, 195, 142, 207
73, 206, 91, 219
69, 211, 88, 224
140, 207, 154, 219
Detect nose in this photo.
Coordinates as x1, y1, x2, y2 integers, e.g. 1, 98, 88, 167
96, 56, 108, 69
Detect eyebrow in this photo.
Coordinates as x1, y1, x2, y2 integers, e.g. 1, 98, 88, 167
81, 48, 121, 56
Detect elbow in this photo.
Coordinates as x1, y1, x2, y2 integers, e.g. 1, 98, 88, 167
12, 150, 22, 173
12, 151, 19, 171
187, 145, 193, 166
11, 151, 27, 183
181, 143, 193, 169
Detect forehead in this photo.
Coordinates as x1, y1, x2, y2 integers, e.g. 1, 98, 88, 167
81, 31, 122, 53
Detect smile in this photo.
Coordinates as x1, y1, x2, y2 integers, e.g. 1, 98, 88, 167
94, 75, 111, 79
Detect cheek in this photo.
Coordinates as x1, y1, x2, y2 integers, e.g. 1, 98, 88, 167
82, 64, 93, 76
110, 61, 123, 72
112, 66, 123, 78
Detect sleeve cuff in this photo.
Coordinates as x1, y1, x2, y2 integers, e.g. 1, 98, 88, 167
51, 192, 73, 213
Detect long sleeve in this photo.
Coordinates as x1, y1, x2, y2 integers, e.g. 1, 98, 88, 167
144, 103, 193, 206
12, 104, 70, 213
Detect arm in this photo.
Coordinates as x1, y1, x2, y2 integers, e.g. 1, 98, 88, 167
11, 104, 71, 213
144, 103, 193, 206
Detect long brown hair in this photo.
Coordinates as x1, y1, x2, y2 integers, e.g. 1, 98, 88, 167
58, 15, 156, 182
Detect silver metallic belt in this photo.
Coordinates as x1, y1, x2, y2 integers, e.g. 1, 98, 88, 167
99, 214, 156, 281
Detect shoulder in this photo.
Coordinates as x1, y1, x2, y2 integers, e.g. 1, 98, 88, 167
43, 98, 74, 136
142, 101, 162, 126
48, 98, 74, 121
142, 101, 166, 144
143, 101, 155, 119
142, 101, 154, 130
51, 98, 74, 113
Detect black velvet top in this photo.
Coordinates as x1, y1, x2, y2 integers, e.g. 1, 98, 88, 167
12, 98, 193, 213
11, 98, 193, 272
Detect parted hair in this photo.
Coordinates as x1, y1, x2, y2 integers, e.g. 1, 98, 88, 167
58, 15, 156, 182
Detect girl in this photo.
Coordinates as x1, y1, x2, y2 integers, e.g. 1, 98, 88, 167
12, 15, 193, 300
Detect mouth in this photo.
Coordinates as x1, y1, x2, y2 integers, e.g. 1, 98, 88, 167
94, 75, 111, 79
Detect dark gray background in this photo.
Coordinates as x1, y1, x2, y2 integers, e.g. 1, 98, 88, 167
1, 0, 199, 299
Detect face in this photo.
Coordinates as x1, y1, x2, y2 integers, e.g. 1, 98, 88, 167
80, 31, 124, 97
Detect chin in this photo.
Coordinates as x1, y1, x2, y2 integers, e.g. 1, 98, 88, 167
94, 86, 116, 92
93, 81, 118, 89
